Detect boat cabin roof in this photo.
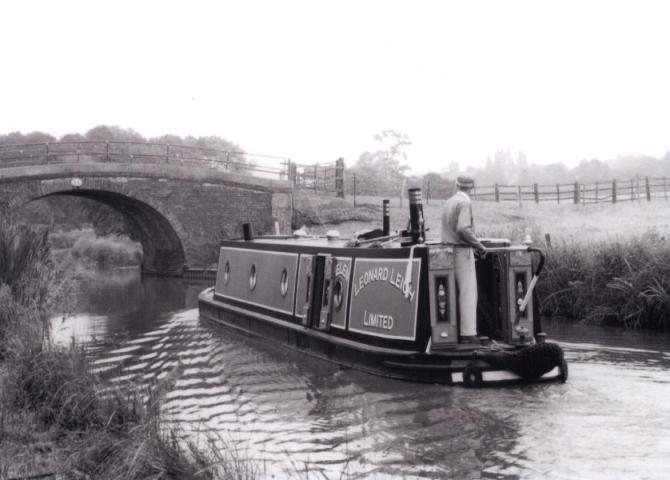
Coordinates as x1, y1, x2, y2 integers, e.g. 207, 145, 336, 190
237, 236, 372, 248
224, 236, 517, 250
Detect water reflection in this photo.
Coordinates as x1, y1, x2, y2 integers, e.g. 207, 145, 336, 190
50, 268, 206, 348
55, 271, 670, 479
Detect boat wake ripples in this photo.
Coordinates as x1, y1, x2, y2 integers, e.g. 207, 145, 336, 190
89, 309, 670, 479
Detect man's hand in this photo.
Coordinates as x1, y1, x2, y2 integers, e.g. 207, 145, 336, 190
476, 245, 488, 260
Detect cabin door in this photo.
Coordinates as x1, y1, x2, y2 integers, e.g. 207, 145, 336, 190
309, 254, 335, 331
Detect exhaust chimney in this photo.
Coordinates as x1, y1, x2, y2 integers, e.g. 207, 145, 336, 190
408, 188, 425, 244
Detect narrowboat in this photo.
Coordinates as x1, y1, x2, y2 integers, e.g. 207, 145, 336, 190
198, 189, 568, 387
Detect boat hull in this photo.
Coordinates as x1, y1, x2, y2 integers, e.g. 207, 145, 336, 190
199, 287, 566, 386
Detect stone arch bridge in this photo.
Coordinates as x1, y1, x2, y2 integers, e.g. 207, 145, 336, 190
0, 142, 295, 276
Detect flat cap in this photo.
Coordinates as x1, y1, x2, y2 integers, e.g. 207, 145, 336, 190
456, 175, 475, 188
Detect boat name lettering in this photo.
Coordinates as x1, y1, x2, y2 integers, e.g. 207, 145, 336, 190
335, 262, 349, 278
353, 266, 416, 301
363, 310, 394, 330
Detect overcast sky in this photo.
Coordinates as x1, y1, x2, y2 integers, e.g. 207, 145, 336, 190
2, 0, 670, 174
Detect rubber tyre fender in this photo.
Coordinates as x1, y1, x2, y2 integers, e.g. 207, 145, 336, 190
462, 364, 483, 388
512, 342, 564, 379
558, 357, 569, 383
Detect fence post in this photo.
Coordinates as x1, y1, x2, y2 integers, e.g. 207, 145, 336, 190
105, 141, 110, 162
517, 185, 522, 206
279, 158, 286, 180
289, 160, 297, 184
426, 180, 430, 205
335, 157, 345, 198
664, 177, 667, 201
556, 184, 560, 204
45, 142, 49, 164
314, 163, 319, 192
645, 176, 651, 202
573, 182, 579, 204
630, 179, 635, 202
636, 174, 641, 202
595, 182, 599, 203
612, 179, 617, 203
494, 184, 500, 202
165, 144, 170, 163
582, 184, 586, 206
533, 183, 539, 203
353, 173, 357, 207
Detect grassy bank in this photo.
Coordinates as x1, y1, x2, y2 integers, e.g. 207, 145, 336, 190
0, 219, 253, 479
298, 195, 670, 329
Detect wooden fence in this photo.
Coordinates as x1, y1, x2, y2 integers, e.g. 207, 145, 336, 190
346, 174, 670, 207
471, 176, 670, 204
290, 157, 345, 197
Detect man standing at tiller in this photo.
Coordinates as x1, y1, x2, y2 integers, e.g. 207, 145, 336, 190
441, 175, 487, 343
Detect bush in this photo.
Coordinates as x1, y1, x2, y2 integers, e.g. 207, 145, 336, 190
49, 228, 95, 249
69, 232, 143, 267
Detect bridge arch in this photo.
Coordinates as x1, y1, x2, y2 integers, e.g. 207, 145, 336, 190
13, 180, 189, 276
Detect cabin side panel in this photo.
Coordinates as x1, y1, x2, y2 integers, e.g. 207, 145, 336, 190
330, 256, 352, 330
348, 258, 421, 341
214, 247, 299, 315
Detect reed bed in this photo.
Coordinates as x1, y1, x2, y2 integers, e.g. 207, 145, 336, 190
0, 342, 252, 479
537, 232, 670, 329
0, 217, 254, 479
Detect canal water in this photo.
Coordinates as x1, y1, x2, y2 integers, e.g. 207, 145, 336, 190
51, 270, 670, 479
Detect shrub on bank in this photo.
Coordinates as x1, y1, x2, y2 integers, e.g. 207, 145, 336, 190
69, 232, 143, 267
49, 228, 91, 249
538, 232, 670, 329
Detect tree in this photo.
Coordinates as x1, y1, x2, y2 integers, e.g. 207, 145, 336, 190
422, 171, 455, 200
349, 130, 411, 196
148, 134, 184, 145
574, 159, 612, 183
85, 125, 145, 142
59, 133, 86, 143
0, 131, 56, 145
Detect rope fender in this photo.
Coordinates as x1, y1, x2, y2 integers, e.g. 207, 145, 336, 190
476, 342, 566, 380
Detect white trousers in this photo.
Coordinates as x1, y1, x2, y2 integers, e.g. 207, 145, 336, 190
454, 247, 477, 336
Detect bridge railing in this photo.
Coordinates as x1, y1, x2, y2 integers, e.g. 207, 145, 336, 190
0, 141, 291, 180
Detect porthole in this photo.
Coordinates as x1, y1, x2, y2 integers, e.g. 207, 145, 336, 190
223, 261, 231, 285
280, 269, 289, 297
333, 278, 344, 311
249, 264, 257, 291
